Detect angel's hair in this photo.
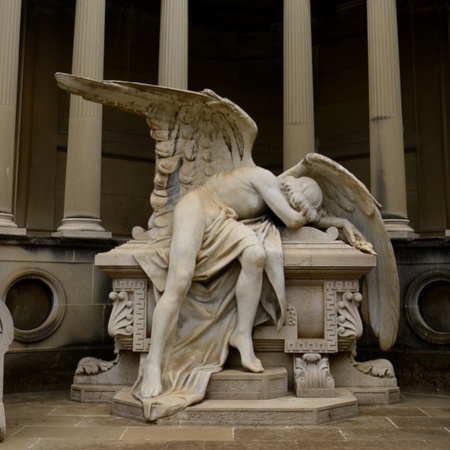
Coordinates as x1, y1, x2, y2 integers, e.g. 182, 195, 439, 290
279, 176, 323, 223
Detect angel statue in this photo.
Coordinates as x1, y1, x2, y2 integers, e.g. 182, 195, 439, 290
55, 73, 399, 421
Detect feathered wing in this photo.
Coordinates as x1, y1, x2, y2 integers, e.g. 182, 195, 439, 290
281, 153, 399, 351
55, 73, 257, 232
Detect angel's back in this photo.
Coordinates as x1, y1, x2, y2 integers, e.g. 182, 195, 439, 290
202, 166, 274, 220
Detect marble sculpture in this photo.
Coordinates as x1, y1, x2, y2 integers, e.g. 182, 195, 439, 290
55, 73, 399, 421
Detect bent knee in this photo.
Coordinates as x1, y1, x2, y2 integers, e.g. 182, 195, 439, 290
164, 265, 194, 297
241, 244, 266, 268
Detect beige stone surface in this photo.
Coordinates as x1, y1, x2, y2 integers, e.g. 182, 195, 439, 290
206, 367, 288, 400
3, 390, 450, 449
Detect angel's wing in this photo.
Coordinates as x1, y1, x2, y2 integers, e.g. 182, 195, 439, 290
281, 153, 399, 351
55, 73, 257, 231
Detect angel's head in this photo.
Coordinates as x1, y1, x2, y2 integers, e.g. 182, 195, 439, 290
279, 176, 323, 223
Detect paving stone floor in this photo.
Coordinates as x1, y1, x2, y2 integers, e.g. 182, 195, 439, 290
2, 390, 449, 449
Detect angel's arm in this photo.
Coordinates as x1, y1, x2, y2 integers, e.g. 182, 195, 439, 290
312, 215, 356, 245
278, 161, 304, 179
253, 169, 308, 228
312, 214, 376, 255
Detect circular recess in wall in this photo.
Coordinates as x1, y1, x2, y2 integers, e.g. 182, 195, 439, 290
405, 270, 450, 344
2, 270, 66, 343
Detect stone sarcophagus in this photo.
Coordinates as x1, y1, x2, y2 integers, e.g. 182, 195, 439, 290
71, 228, 399, 425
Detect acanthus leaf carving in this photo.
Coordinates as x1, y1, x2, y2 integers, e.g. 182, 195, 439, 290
294, 353, 335, 392
336, 291, 363, 340
108, 291, 134, 338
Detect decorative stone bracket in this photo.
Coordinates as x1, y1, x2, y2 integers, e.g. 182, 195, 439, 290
294, 354, 335, 398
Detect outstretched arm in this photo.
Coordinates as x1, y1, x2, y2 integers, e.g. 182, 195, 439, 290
313, 215, 356, 245
312, 214, 376, 255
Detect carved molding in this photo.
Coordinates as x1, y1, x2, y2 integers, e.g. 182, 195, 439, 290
108, 279, 147, 349
75, 354, 119, 376
285, 280, 358, 353
336, 291, 363, 340
285, 303, 297, 327
354, 358, 396, 379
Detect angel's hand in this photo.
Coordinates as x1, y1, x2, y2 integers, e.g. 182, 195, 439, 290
304, 208, 321, 224
341, 219, 356, 245
342, 220, 377, 255
314, 215, 354, 240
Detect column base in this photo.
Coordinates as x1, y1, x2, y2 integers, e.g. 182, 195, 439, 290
383, 218, 418, 240
53, 218, 111, 239
0, 214, 26, 236
445, 230, 450, 238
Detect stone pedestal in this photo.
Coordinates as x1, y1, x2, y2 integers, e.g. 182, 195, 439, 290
112, 387, 358, 426
70, 228, 400, 424
206, 367, 288, 400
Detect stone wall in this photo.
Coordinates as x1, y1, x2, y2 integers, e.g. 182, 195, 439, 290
0, 236, 118, 392
358, 238, 450, 395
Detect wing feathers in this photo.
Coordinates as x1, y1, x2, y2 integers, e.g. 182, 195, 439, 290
288, 153, 399, 350
55, 72, 257, 231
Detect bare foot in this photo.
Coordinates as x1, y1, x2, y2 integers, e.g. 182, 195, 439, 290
229, 331, 264, 373
140, 363, 162, 398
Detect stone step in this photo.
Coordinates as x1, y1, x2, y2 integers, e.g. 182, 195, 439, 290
206, 367, 288, 400
112, 387, 358, 426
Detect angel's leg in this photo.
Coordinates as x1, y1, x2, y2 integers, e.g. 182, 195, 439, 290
140, 194, 206, 398
229, 244, 265, 373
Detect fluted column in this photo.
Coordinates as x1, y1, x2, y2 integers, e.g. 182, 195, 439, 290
0, 0, 26, 235
283, 0, 315, 171
367, 0, 416, 238
54, 0, 110, 238
158, 0, 188, 89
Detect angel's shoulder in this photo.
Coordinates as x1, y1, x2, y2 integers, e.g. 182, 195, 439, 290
232, 165, 273, 178
245, 166, 278, 185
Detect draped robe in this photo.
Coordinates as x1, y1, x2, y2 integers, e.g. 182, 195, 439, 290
132, 186, 286, 421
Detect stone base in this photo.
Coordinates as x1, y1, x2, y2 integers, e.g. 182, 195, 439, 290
206, 367, 288, 400
0, 226, 26, 236
53, 229, 112, 239
347, 386, 401, 405
296, 388, 336, 398
384, 219, 419, 240
70, 367, 288, 403
112, 387, 358, 426
53, 218, 112, 239
0, 214, 26, 236
71, 384, 124, 403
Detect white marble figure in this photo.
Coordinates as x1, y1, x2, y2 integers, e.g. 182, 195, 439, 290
136, 169, 359, 399
55, 73, 399, 420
